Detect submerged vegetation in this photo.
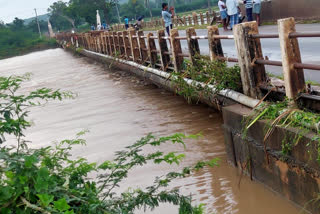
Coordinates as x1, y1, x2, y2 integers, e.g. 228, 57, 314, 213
0, 74, 218, 213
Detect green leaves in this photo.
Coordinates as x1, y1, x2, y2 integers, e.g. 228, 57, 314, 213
172, 57, 242, 104
37, 194, 54, 207
54, 198, 70, 212
35, 167, 50, 193
0, 75, 74, 148
0, 75, 218, 214
24, 155, 38, 168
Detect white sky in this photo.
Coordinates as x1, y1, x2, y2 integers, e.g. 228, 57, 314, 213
0, 0, 68, 23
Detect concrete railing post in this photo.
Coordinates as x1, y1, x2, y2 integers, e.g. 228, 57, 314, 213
129, 28, 140, 62
118, 31, 125, 57
234, 21, 267, 98
183, 16, 187, 26
278, 17, 306, 99
207, 26, 224, 60
186, 27, 200, 65
157, 29, 170, 71
147, 33, 158, 68
84, 33, 89, 50
170, 29, 184, 72
112, 32, 118, 55
94, 35, 97, 52
98, 34, 102, 53
110, 32, 115, 55
100, 33, 105, 54
192, 12, 198, 26
122, 31, 131, 59
113, 32, 119, 54
206, 11, 210, 25
200, 13, 204, 25
188, 16, 192, 26
105, 32, 111, 55
138, 31, 148, 63
103, 32, 109, 55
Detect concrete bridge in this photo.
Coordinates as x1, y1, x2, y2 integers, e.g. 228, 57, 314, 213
56, 17, 320, 213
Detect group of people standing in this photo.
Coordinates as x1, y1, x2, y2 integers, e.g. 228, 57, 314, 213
91, 22, 108, 31
161, 0, 262, 36
219, 0, 262, 30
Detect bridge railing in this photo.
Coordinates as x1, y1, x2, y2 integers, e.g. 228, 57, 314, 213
56, 17, 320, 107
111, 11, 218, 31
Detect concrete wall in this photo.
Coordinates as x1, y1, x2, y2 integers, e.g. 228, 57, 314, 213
259, 0, 320, 21
223, 104, 320, 213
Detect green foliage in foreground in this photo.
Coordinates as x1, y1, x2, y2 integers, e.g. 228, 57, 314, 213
0, 75, 219, 213
0, 28, 57, 60
173, 57, 242, 103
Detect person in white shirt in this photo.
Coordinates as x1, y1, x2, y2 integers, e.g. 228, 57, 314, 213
226, 0, 241, 30
253, 0, 262, 26
218, 0, 228, 31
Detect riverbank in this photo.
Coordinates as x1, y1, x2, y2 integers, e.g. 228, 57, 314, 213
0, 37, 58, 60
0, 27, 58, 60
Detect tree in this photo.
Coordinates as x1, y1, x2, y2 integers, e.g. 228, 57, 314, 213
27, 20, 48, 33
0, 20, 5, 29
145, 0, 153, 18
68, 0, 118, 25
120, 0, 148, 20
48, 1, 76, 30
10, 17, 25, 31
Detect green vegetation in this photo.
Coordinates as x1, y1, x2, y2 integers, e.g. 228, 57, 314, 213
243, 99, 320, 162
47, 0, 219, 30
0, 74, 219, 213
0, 18, 57, 60
173, 57, 242, 103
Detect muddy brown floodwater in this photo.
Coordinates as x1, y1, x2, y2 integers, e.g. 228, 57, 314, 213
0, 49, 304, 214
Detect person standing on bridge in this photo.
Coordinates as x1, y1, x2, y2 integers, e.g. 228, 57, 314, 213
124, 16, 129, 30
253, 0, 261, 26
226, 0, 241, 30
162, 3, 175, 36
218, 0, 229, 31
244, 0, 253, 21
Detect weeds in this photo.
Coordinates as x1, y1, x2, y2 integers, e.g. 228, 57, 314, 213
172, 56, 242, 103
242, 99, 320, 163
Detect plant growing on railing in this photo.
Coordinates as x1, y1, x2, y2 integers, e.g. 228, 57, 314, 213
0, 75, 219, 213
242, 99, 320, 163
172, 56, 242, 103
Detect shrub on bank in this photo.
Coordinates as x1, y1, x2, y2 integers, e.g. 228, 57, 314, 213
0, 74, 218, 213
0, 28, 57, 60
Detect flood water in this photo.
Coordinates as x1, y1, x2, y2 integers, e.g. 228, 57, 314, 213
0, 49, 304, 214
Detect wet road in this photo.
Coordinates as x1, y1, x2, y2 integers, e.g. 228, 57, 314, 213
152, 23, 320, 82
0, 49, 304, 214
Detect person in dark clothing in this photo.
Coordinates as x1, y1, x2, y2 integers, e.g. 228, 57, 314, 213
244, 0, 253, 21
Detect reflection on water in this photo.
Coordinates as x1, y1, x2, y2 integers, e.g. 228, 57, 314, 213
0, 49, 302, 214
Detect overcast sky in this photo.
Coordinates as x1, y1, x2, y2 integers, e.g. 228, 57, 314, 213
0, 0, 67, 23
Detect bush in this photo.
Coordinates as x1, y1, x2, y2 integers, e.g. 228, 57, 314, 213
0, 28, 57, 60
0, 75, 219, 213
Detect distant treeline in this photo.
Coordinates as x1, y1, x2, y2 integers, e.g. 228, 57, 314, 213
47, 0, 218, 31
0, 18, 57, 60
